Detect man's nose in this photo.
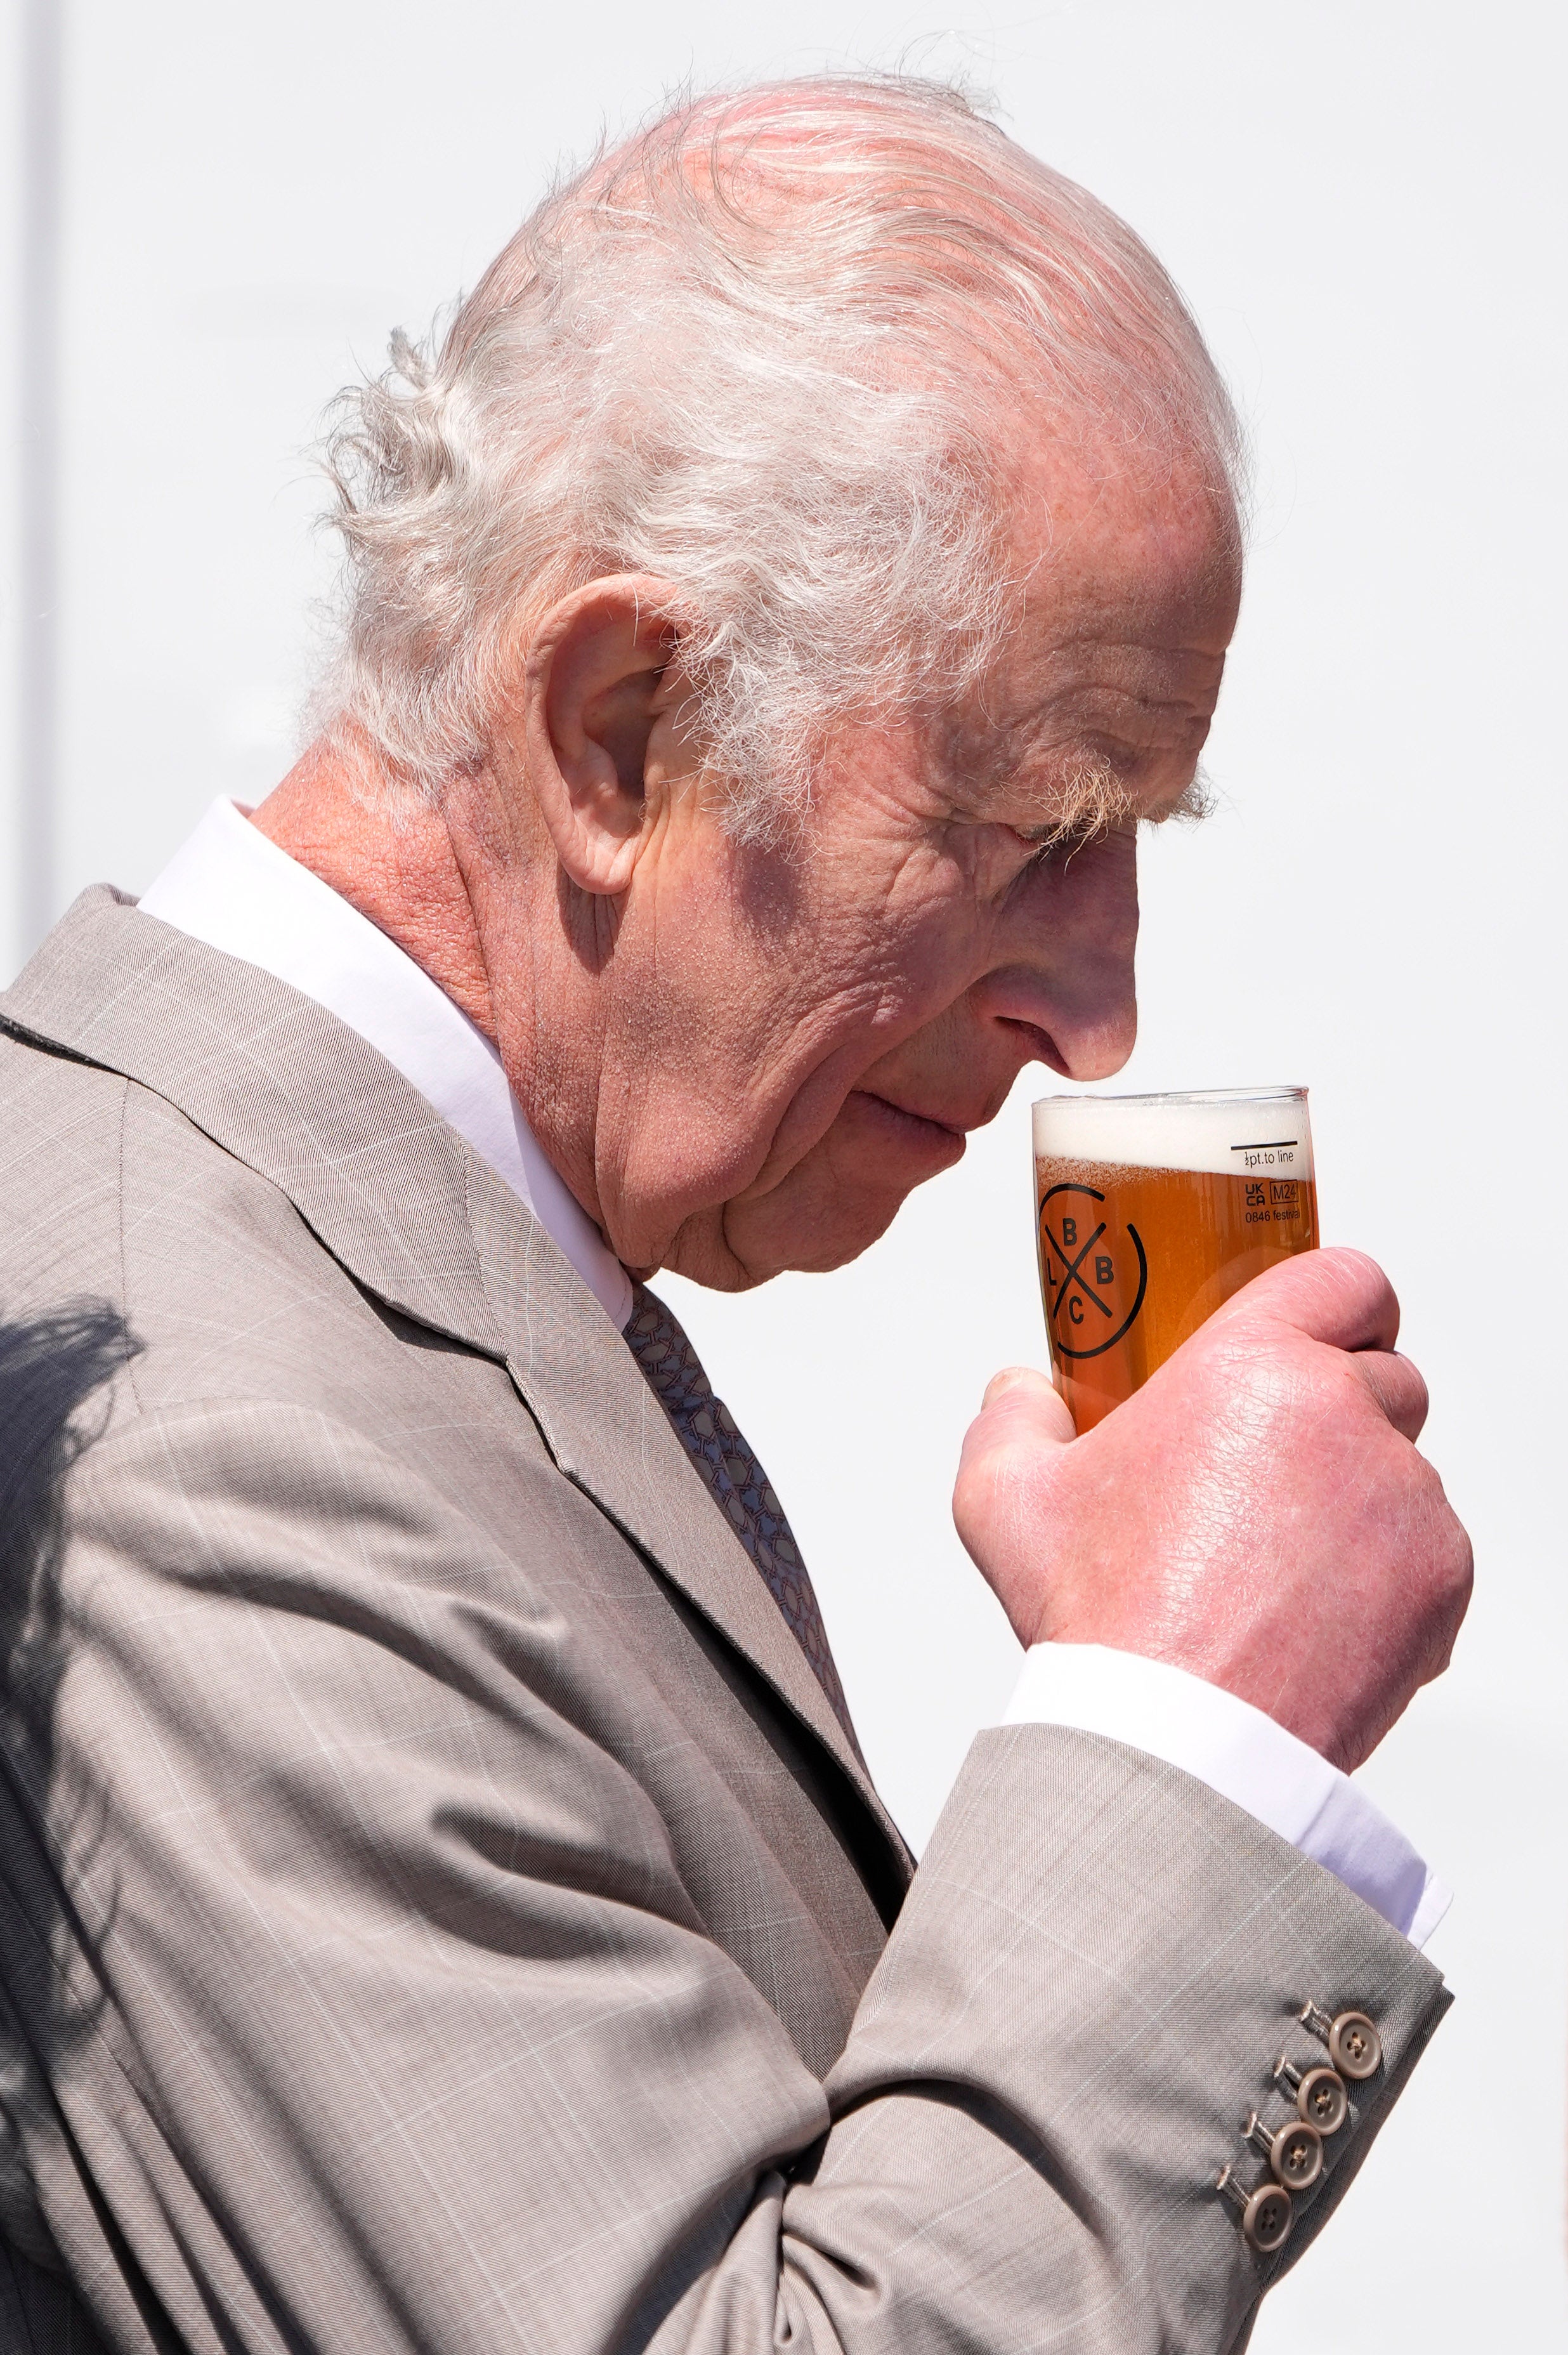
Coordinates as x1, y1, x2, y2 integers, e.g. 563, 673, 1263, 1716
978, 964, 1137, 1082
975, 850, 1140, 1082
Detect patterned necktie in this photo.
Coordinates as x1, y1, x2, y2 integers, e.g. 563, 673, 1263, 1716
625, 1283, 862, 1757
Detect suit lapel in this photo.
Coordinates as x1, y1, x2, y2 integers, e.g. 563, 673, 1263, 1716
464, 1159, 907, 1852
1, 888, 910, 1871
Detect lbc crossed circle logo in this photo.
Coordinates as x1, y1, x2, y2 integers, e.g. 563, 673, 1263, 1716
1039, 1183, 1149, 1360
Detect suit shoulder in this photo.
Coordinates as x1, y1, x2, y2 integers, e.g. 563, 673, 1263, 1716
112, 1073, 528, 1455
0, 1025, 129, 1314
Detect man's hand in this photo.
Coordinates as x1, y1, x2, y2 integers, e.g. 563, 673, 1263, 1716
953, 1248, 1472, 1773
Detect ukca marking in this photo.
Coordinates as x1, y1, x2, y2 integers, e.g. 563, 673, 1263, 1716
1245, 1178, 1302, 1225
1039, 1183, 1148, 1360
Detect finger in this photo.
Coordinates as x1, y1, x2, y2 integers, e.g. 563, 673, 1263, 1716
1212, 1245, 1401, 1355
1343, 1348, 1430, 1443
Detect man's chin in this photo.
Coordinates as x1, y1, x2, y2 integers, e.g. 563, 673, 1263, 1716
659, 1101, 966, 1290
662, 1198, 906, 1290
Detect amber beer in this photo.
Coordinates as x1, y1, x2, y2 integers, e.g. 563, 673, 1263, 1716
1033, 1088, 1317, 1433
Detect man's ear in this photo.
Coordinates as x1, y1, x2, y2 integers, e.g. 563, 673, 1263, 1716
521, 575, 697, 895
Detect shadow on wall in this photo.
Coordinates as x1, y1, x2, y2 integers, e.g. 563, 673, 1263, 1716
0, 1307, 146, 2351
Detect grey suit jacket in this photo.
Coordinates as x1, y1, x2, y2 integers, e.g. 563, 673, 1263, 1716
0, 888, 1448, 2355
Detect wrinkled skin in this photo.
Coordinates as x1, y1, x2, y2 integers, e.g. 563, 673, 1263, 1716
259, 438, 1234, 1287
254, 426, 1471, 1768
953, 1249, 1472, 1771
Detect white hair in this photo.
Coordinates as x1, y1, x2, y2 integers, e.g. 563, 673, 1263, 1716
316, 74, 1243, 839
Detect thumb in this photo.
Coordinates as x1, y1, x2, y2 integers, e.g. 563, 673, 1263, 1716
955, 1365, 1075, 1523
974, 1365, 1076, 1447
953, 1367, 1075, 1626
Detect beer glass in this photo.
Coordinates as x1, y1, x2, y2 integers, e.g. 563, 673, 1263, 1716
1033, 1087, 1317, 1433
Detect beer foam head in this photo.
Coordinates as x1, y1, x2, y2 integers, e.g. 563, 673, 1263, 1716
1032, 1087, 1313, 1179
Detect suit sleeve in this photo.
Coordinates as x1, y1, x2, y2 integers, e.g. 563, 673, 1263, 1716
0, 1400, 1447, 2355
1001, 1638, 1448, 1945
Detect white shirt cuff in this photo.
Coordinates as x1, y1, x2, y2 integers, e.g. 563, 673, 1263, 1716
1000, 1642, 1449, 1950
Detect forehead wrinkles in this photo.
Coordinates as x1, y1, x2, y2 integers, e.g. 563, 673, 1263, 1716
942, 619, 1227, 782
934, 442, 1238, 779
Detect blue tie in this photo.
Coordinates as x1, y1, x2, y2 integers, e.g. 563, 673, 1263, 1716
625, 1282, 863, 1758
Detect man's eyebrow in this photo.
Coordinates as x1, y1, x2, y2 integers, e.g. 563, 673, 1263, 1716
1143, 762, 1215, 828
1012, 759, 1213, 849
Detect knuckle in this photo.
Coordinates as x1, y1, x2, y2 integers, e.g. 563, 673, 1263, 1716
1446, 1525, 1477, 1604
1410, 1488, 1473, 1612
1319, 1241, 1389, 1290
1325, 1244, 1398, 1322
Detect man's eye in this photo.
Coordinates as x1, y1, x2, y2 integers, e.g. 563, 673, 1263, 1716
1005, 755, 1142, 855
1008, 817, 1103, 860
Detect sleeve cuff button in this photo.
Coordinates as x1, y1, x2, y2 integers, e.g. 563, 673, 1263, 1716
1328, 2011, 1382, 2080
1218, 2167, 1295, 2255
1274, 2055, 1349, 2135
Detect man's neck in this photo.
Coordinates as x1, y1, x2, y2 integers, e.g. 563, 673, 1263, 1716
250, 738, 620, 1242
251, 742, 499, 1042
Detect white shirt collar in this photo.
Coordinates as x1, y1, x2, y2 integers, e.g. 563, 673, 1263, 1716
138, 797, 634, 1330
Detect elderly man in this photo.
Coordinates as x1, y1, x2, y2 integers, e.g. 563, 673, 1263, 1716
0, 75, 1468, 2355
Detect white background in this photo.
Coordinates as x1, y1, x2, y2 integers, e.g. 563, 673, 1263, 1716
1, 2, 1564, 2344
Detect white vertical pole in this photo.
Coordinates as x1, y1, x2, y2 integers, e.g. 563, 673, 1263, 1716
17, 0, 63, 956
